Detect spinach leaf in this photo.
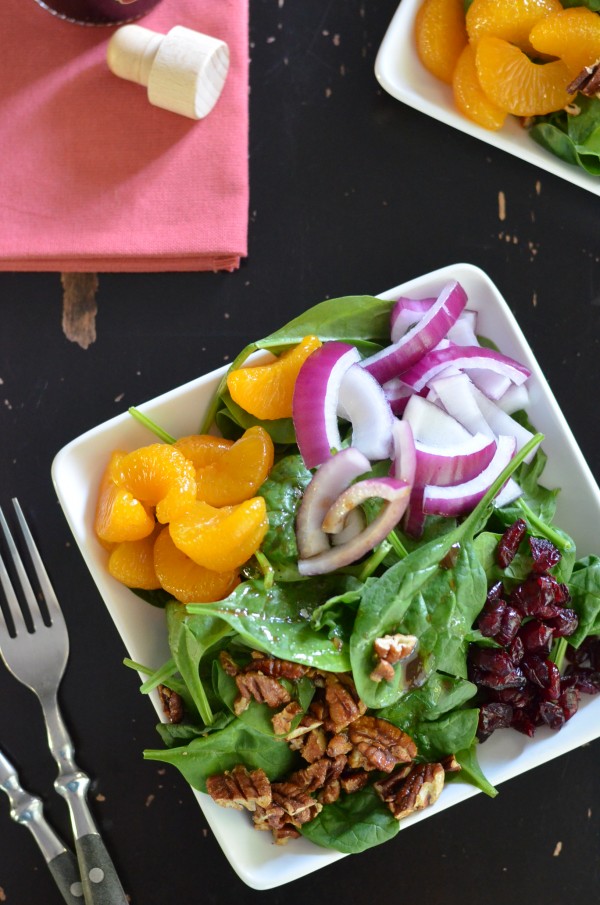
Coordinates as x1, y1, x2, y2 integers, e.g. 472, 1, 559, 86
560, 0, 600, 7
530, 97, 600, 176
412, 709, 480, 762
378, 673, 477, 727
299, 786, 400, 853
215, 390, 297, 445
449, 744, 498, 798
187, 575, 363, 672
143, 719, 297, 792
166, 603, 233, 726
566, 555, 600, 646
257, 455, 313, 566
494, 449, 559, 524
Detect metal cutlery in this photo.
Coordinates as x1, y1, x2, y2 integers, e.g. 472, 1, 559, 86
0, 499, 128, 905
0, 745, 83, 904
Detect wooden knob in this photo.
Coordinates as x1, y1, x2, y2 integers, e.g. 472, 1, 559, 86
107, 24, 230, 119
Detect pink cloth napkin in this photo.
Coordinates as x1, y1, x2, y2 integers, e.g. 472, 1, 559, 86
0, 0, 248, 272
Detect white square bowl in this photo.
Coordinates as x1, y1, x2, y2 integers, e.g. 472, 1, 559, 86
375, 0, 600, 196
52, 263, 600, 889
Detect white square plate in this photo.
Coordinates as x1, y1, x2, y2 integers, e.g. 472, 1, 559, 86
52, 263, 600, 889
375, 0, 600, 195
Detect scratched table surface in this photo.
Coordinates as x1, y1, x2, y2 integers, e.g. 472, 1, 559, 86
1, 1, 600, 903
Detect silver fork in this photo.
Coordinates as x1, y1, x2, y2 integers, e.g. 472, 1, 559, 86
0, 499, 128, 905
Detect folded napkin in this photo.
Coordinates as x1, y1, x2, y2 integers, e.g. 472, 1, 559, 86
0, 0, 248, 272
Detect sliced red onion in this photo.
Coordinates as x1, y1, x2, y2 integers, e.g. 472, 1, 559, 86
430, 373, 492, 437
337, 364, 394, 461
331, 507, 366, 546
390, 419, 416, 486
400, 344, 530, 392
361, 281, 468, 385
390, 297, 436, 343
295, 446, 371, 559
466, 369, 512, 401
446, 316, 478, 347
298, 477, 410, 576
414, 432, 497, 487
469, 384, 537, 462
494, 478, 523, 508
403, 486, 426, 538
383, 377, 415, 416
403, 394, 473, 446
496, 382, 530, 414
293, 342, 361, 469
422, 435, 517, 517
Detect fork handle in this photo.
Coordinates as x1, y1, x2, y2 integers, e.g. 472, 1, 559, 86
75, 833, 130, 905
42, 695, 129, 905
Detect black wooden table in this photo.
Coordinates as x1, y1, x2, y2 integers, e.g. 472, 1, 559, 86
1, 2, 599, 903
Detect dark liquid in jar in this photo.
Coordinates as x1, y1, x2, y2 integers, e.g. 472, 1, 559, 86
35, 0, 163, 25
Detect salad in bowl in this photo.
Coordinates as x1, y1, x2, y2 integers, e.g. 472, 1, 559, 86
52, 263, 600, 889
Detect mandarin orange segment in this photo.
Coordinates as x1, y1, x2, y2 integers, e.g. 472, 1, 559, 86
475, 35, 575, 116
226, 335, 322, 420
169, 498, 268, 572
466, 0, 563, 54
108, 530, 162, 590
116, 443, 197, 524
173, 434, 233, 469
530, 7, 600, 77
414, 0, 468, 84
452, 44, 507, 130
194, 426, 275, 507
153, 526, 239, 604
95, 451, 155, 544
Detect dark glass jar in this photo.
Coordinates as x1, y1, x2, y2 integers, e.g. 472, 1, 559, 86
34, 0, 163, 25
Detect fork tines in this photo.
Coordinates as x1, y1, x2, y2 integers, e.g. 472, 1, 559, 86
0, 499, 56, 637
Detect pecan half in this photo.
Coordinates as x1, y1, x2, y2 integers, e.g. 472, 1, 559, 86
234, 671, 291, 715
370, 633, 418, 683
272, 701, 303, 737
206, 765, 272, 812
323, 674, 366, 732
375, 762, 445, 820
157, 685, 184, 724
348, 716, 417, 773
567, 60, 600, 97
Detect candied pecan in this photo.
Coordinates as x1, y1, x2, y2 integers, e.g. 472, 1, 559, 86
375, 762, 445, 820
157, 685, 184, 723
300, 727, 328, 763
326, 732, 353, 758
234, 671, 291, 715
374, 633, 418, 664
244, 654, 311, 681
440, 754, 461, 774
272, 701, 303, 737
370, 633, 418, 683
218, 650, 240, 677
567, 61, 600, 97
287, 713, 324, 746
324, 674, 366, 732
340, 771, 370, 794
369, 660, 396, 683
271, 786, 322, 824
206, 765, 272, 812
272, 825, 301, 845
348, 716, 417, 773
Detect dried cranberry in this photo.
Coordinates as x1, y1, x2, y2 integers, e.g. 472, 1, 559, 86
547, 608, 578, 638
497, 518, 527, 568
493, 684, 535, 709
565, 645, 588, 667
518, 620, 554, 656
477, 602, 505, 639
506, 634, 525, 665
521, 655, 561, 700
563, 666, 600, 695
477, 702, 513, 742
470, 648, 517, 676
529, 536, 562, 573
511, 706, 540, 737
486, 580, 504, 603
558, 685, 580, 721
495, 606, 523, 646
510, 574, 564, 619
538, 700, 566, 730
